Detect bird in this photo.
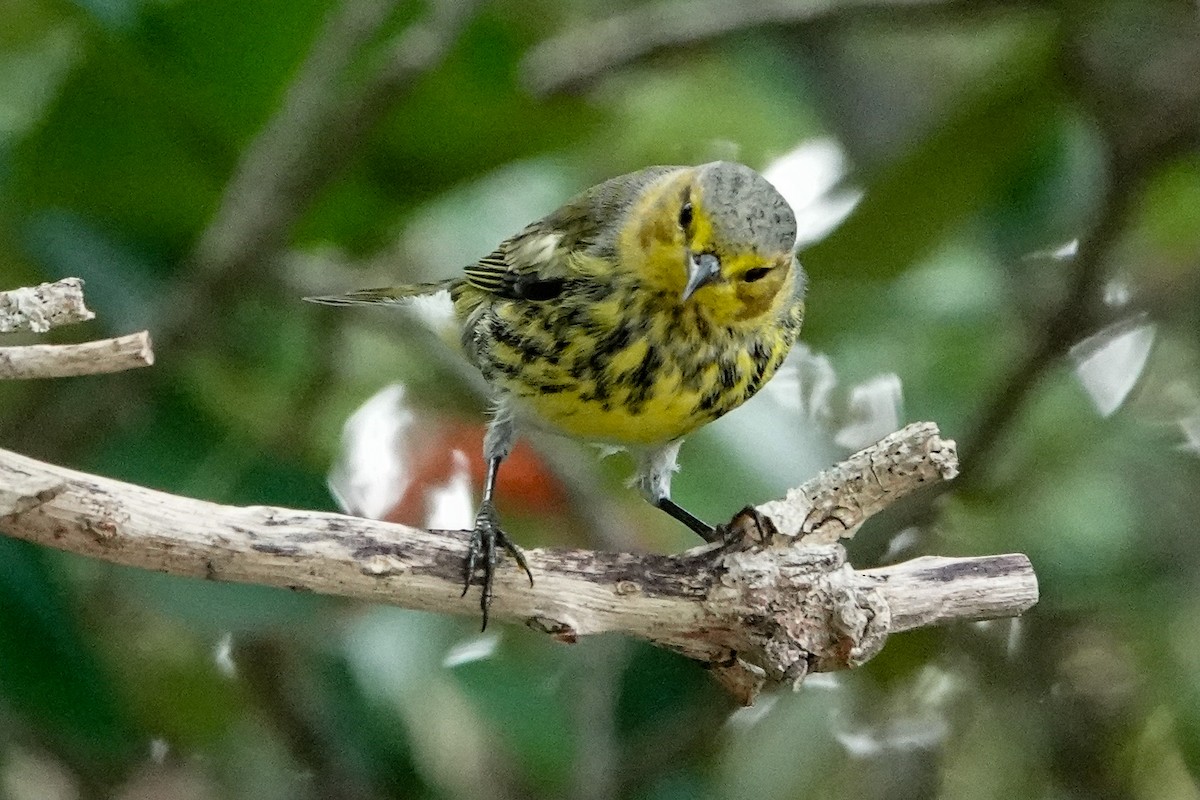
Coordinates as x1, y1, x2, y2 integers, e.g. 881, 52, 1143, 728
307, 160, 804, 628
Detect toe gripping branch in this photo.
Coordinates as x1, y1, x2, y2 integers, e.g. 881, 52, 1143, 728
461, 456, 534, 630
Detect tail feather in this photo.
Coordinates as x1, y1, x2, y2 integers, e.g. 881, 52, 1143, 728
304, 280, 455, 307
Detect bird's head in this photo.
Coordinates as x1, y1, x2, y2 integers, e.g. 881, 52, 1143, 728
625, 161, 802, 325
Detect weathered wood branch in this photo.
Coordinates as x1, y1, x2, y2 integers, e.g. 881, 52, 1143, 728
0, 331, 154, 379
0, 422, 1037, 705
0, 279, 155, 379
0, 277, 95, 333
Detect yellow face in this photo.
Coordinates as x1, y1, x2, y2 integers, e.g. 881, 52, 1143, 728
619, 168, 797, 326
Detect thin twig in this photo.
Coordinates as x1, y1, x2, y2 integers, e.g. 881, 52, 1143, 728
0, 278, 95, 334
956, 161, 1142, 486
0, 422, 1037, 705
0, 332, 154, 380
957, 8, 1200, 487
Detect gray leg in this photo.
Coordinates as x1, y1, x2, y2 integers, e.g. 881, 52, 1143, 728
463, 397, 532, 630
483, 395, 517, 463
633, 441, 717, 542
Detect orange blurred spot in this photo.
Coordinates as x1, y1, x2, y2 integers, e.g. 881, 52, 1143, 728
383, 415, 568, 527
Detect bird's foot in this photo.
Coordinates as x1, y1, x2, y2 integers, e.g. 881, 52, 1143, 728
714, 506, 779, 547
461, 500, 533, 630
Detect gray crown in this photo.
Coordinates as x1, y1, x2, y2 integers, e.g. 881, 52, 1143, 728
697, 161, 797, 254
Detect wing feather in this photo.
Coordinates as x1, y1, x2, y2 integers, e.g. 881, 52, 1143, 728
461, 165, 682, 300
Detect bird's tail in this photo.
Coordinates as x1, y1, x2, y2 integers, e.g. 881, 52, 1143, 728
303, 280, 455, 307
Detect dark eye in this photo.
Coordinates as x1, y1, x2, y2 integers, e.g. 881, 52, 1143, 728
744, 267, 772, 282
678, 202, 693, 229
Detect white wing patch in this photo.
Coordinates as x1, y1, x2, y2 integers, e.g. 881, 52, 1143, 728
512, 231, 563, 268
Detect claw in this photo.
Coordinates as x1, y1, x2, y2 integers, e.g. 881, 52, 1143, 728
461, 500, 533, 630
506, 540, 535, 587
461, 527, 480, 598
715, 505, 779, 546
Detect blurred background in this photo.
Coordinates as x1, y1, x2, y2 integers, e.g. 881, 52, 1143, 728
2, 0, 1200, 797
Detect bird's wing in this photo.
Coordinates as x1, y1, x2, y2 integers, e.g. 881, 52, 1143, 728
461, 222, 580, 301
462, 165, 681, 301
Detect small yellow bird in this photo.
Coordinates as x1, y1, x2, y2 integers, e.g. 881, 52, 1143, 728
308, 161, 804, 627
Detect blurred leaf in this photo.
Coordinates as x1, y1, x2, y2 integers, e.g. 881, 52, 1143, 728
0, 0, 74, 49
939, 373, 1161, 610
353, 9, 602, 251
21, 208, 163, 331
986, 110, 1107, 260
802, 34, 1057, 284
855, 627, 947, 691
940, 689, 1047, 800
305, 651, 435, 798
70, 0, 141, 31
10, 38, 217, 249
1126, 709, 1200, 800
1135, 156, 1200, 259
451, 631, 577, 792
716, 690, 841, 800
1159, 594, 1200, 787
1123, 155, 1200, 326
0, 21, 79, 141
134, 0, 330, 144
176, 298, 321, 446
0, 538, 137, 765
96, 610, 243, 749
119, 568, 332, 633
590, 47, 823, 174
10, 0, 332, 251
83, 386, 225, 492
232, 451, 337, 510
616, 643, 716, 739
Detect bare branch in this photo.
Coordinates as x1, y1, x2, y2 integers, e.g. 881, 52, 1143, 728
188, 0, 396, 282
758, 421, 958, 542
188, 0, 476, 289
0, 470, 64, 517
0, 422, 1037, 705
955, 151, 1151, 493
0, 331, 154, 379
522, 0, 961, 96
956, 6, 1200, 489
857, 554, 1037, 632
0, 278, 95, 334
354, 0, 480, 111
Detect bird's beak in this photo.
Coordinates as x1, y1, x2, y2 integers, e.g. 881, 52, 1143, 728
682, 252, 721, 301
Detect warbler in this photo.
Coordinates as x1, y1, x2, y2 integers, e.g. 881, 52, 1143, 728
307, 161, 804, 627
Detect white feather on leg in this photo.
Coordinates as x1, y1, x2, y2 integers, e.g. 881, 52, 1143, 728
631, 440, 684, 504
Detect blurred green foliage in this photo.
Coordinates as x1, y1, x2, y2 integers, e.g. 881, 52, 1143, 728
2, 0, 1200, 798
